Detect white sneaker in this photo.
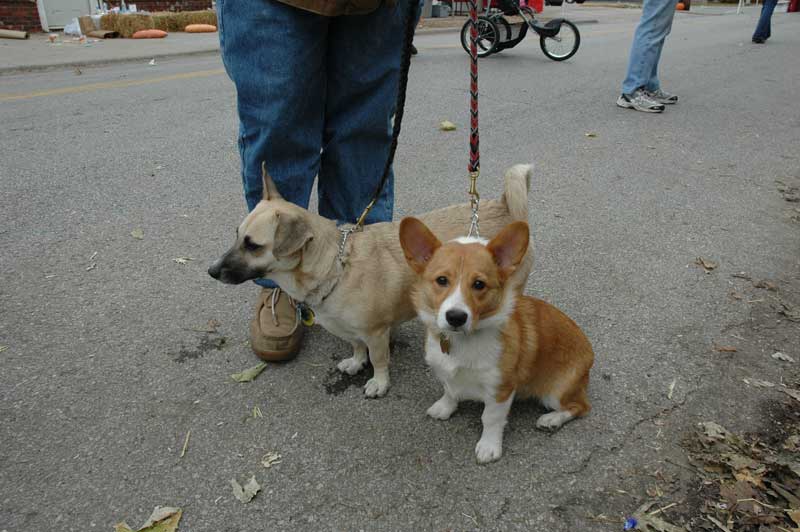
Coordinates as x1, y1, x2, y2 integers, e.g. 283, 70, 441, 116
616, 89, 665, 113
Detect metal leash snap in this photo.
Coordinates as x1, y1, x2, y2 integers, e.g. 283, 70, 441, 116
467, 170, 481, 238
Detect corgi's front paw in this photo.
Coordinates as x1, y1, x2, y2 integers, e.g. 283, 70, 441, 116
536, 411, 573, 431
337, 357, 366, 375
364, 375, 389, 398
475, 438, 503, 464
427, 396, 457, 420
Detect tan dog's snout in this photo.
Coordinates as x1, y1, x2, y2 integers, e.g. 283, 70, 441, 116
207, 247, 261, 285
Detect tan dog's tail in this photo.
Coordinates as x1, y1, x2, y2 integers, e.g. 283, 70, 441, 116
502, 164, 532, 222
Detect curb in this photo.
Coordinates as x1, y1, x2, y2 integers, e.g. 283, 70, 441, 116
0, 47, 220, 75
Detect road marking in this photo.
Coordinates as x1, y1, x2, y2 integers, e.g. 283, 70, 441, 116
0, 68, 225, 102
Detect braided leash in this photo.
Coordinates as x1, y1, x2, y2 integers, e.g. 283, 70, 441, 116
467, 0, 481, 237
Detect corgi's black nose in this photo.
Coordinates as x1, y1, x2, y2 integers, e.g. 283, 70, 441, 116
445, 309, 468, 328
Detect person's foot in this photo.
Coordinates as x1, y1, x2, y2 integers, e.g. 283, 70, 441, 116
752, 37, 765, 43
616, 89, 665, 113
249, 287, 303, 361
411, 44, 418, 55
647, 88, 678, 105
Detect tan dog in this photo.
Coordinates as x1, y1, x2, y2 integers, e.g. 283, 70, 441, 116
399, 218, 593, 462
209, 165, 534, 397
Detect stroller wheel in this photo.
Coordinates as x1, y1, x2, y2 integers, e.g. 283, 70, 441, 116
460, 16, 500, 58
540, 19, 580, 61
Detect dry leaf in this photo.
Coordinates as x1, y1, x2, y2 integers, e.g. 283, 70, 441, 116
585, 132, 597, 138
252, 405, 262, 418
230, 362, 267, 383
753, 279, 778, 291
734, 469, 765, 488
788, 509, 800, 526
0, 345, 7, 353
261, 451, 282, 468
231, 476, 260, 503
772, 352, 795, 362
630, 502, 683, 532
713, 344, 738, 353
439, 120, 457, 131
131, 228, 145, 240
698, 421, 731, 441
743, 378, 775, 388
667, 379, 676, 400
114, 506, 182, 532
172, 257, 194, 265
777, 299, 800, 322
695, 257, 718, 273
782, 388, 800, 403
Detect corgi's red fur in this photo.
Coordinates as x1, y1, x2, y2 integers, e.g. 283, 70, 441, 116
400, 218, 593, 463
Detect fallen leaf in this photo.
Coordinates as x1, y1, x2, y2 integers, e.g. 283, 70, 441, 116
714, 344, 738, 353
252, 405, 262, 418
114, 506, 182, 532
667, 379, 676, 400
180, 430, 190, 458
734, 469, 765, 488
772, 352, 795, 362
148, 58, 156, 66
86, 263, 96, 271
585, 132, 597, 138
230, 362, 267, 383
777, 299, 800, 322
731, 272, 752, 280
261, 451, 282, 468
0, 345, 7, 353
743, 378, 775, 388
439, 120, 457, 131
695, 257, 718, 273
131, 228, 145, 240
230, 475, 260, 503
782, 388, 800, 403
699, 421, 731, 441
789, 509, 800, 527
753, 279, 778, 291
172, 257, 194, 265
630, 502, 683, 532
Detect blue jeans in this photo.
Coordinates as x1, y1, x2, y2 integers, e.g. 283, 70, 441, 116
753, 0, 778, 40
217, 0, 407, 287
621, 0, 678, 95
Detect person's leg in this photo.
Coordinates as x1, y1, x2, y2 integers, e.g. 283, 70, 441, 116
643, 0, 677, 92
218, 0, 327, 215
316, 0, 408, 225
622, 0, 679, 95
753, 0, 778, 41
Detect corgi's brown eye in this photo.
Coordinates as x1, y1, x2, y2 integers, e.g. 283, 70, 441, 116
436, 276, 448, 287
473, 280, 486, 290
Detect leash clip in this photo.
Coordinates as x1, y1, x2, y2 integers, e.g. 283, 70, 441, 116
468, 170, 481, 238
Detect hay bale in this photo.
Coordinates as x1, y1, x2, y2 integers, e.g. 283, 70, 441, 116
152, 13, 181, 32
99, 13, 120, 32
116, 13, 155, 38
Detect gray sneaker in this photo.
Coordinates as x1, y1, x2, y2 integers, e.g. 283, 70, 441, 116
647, 88, 678, 105
616, 89, 665, 113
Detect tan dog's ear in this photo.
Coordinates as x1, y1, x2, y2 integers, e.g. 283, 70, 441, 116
399, 217, 441, 274
261, 162, 283, 201
486, 222, 529, 278
273, 210, 312, 257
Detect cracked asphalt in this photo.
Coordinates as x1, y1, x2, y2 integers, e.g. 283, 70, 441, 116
1, 5, 799, 531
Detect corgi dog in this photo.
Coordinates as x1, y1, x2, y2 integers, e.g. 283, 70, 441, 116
399, 218, 594, 463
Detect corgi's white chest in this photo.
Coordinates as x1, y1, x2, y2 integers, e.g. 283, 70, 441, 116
424, 331, 503, 402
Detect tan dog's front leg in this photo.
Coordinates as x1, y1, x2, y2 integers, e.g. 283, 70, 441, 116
337, 340, 368, 375
363, 329, 390, 398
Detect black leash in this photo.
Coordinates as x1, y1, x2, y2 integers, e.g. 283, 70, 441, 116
354, 0, 419, 228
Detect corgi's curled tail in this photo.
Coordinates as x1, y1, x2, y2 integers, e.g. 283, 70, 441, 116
502, 164, 533, 222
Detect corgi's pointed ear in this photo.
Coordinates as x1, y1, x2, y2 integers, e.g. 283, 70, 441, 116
486, 222, 529, 278
261, 162, 283, 201
399, 217, 441, 274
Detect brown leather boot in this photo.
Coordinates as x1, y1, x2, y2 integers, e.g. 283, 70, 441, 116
249, 287, 303, 361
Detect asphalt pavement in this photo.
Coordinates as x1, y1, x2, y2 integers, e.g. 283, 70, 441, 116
1, 5, 799, 532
